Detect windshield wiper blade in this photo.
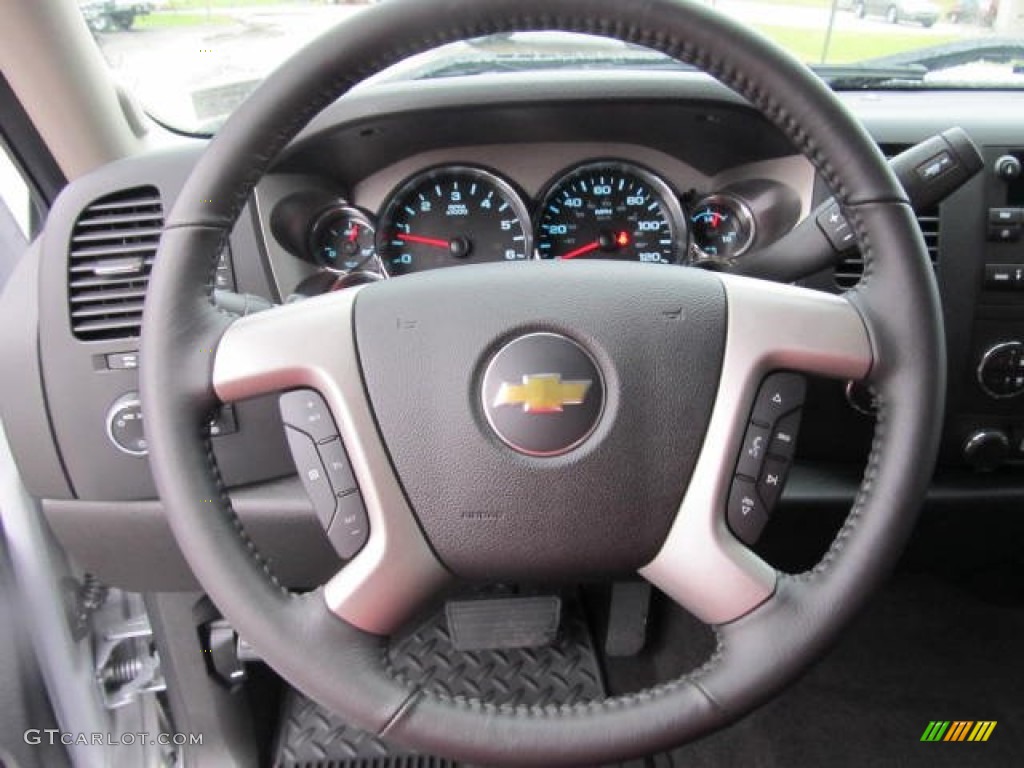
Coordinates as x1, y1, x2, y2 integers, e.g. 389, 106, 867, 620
812, 64, 927, 89
861, 38, 1024, 74
410, 52, 690, 80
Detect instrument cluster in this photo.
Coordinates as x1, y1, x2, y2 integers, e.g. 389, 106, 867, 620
269, 160, 801, 285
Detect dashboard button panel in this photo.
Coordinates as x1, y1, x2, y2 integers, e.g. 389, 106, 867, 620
728, 372, 806, 546
279, 389, 368, 559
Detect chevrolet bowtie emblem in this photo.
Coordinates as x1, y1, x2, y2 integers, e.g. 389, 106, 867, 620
493, 373, 592, 413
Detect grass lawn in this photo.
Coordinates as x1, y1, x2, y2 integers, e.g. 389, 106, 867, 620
754, 24, 959, 62
136, 12, 235, 28
164, 0, 308, 8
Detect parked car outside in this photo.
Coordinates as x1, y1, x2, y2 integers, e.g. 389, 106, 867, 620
852, 0, 941, 26
78, 1, 156, 32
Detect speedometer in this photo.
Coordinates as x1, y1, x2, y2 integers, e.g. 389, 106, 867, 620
377, 166, 532, 276
536, 162, 685, 264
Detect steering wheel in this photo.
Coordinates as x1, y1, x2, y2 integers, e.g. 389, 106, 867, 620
140, 0, 944, 764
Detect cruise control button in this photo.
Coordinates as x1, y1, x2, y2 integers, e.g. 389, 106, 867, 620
318, 438, 356, 495
279, 389, 338, 443
283, 426, 337, 529
769, 410, 802, 460
328, 492, 369, 559
758, 456, 790, 510
752, 372, 806, 426
727, 478, 769, 546
815, 202, 856, 252
736, 423, 770, 479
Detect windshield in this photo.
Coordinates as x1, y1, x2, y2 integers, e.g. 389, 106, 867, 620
80, 0, 1022, 135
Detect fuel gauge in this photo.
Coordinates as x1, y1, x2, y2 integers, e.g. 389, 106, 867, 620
690, 195, 755, 262
309, 206, 379, 274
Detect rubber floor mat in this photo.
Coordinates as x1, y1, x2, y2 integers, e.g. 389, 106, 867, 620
272, 597, 604, 767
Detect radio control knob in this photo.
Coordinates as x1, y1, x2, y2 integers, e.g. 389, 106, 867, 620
977, 341, 1024, 399
963, 430, 1009, 472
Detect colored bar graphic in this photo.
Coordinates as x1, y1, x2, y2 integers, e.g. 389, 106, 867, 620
944, 721, 972, 741
921, 720, 996, 742
921, 721, 950, 741
969, 722, 998, 742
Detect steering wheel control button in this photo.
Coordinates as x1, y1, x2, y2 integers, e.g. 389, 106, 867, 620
283, 426, 337, 529
279, 389, 338, 443
757, 456, 790, 510
327, 491, 369, 559
727, 478, 769, 546
751, 372, 807, 427
105, 392, 147, 456
735, 423, 770, 479
317, 438, 357, 495
481, 333, 604, 456
769, 410, 802, 460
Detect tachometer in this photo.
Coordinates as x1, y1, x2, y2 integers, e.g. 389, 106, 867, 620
377, 166, 532, 275
536, 162, 685, 264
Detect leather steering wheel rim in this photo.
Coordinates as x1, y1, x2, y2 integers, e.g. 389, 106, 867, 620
140, 0, 945, 764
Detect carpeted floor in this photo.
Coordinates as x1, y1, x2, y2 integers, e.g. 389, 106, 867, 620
666, 572, 1024, 767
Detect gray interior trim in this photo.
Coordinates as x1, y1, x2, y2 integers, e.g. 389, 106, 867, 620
44, 476, 338, 591
211, 287, 450, 633
0, 421, 110, 768
0, 242, 73, 498
0, 0, 143, 179
640, 274, 873, 624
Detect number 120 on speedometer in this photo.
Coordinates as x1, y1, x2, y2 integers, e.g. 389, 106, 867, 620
536, 162, 686, 264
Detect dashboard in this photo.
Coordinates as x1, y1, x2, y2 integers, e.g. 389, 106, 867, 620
5, 71, 1024, 591
264, 151, 805, 287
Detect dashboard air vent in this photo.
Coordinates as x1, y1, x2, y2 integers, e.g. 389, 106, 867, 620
833, 207, 939, 290
68, 186, 163, 341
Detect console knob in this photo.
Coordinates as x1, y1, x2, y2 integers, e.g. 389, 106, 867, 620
995, 154, 1022, 181
977, 341, 1024, 399
106, 392, 147, 456
963, 430, 1009, 472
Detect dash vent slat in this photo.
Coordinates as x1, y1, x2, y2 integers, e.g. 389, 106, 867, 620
834, 144, 940, 290
68, 186, 163, 341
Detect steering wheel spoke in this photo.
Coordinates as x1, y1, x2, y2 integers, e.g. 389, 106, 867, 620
641, 274, 873, 625
212, 289, 450, 635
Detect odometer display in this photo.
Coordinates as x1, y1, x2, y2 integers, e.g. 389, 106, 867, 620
377, 166, 532, 276
536, 162, 685, 264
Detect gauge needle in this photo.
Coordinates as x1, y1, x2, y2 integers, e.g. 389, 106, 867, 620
397, 233, 450, 249
347, 225, 360, 242
559, 240, 601, 260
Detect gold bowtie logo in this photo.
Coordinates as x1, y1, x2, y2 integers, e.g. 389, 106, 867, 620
493, 373, 592, 413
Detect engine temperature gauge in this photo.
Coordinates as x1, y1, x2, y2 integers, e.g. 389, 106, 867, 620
309, 206, 379, 274
690, 195, 755, 262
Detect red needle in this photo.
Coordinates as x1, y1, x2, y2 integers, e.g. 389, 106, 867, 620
560, 240, 601, 260
347, 225, 359, 243
397, 233, 449, 249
